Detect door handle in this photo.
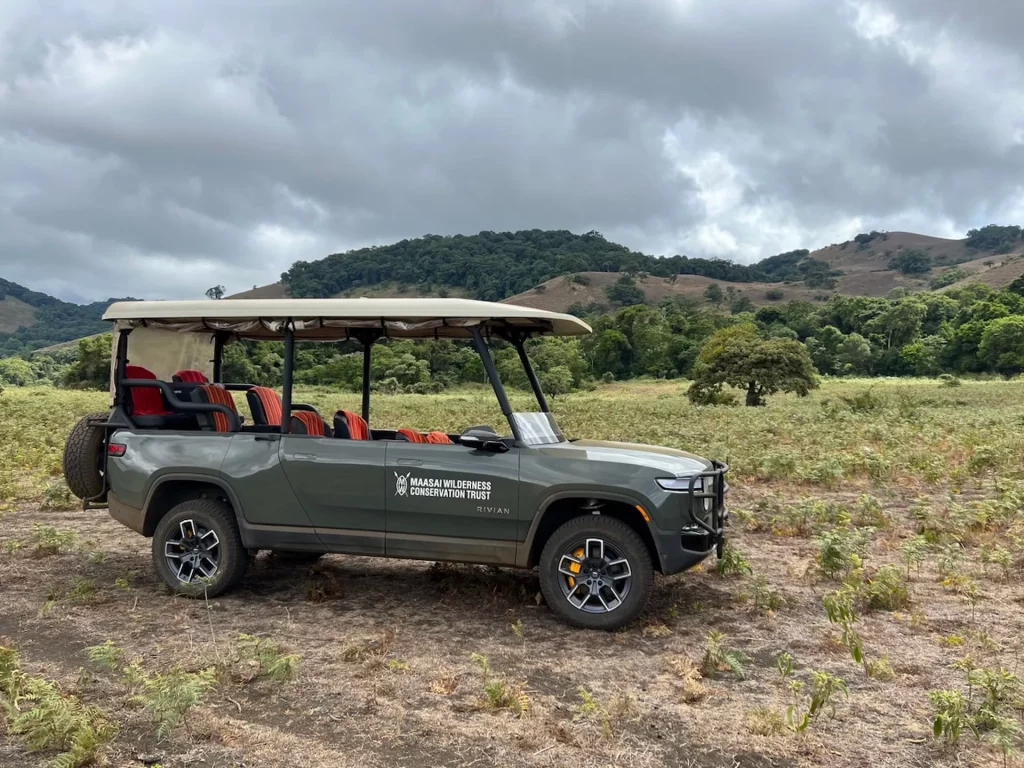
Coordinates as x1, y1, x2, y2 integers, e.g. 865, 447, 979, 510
397, 458, 422, 466
292, 453, 317, 461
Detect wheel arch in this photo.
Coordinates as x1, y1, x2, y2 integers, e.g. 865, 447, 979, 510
521, 492, 662, 573
142, 474, 244, 537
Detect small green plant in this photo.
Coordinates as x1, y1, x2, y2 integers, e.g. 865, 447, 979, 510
387, 659, 409, 673
899, 536, 931, 579
24, 525, 79, 557
744, 574, 785, 614
714, 543, 753, 577
865, 655, 895, 680
85, 641, 125, 671
980, 545, 1014, 581
510, 619, 524, 641
865, 564, 911, 611
823, 587, 864, 664
40, 477, 76, 511
133, 666, 218, 738
235, 634, 299, 682
701, 631, 748, 680
814, 528, 870, 579
929, 689, 974, 746
787, 671, 848, 731
0, 646, 115, 767
470, 653, 529, 717
776, 652, 795, 678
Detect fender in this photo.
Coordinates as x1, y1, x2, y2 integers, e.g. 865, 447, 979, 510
142, 471, 246, 534
516, 489, 657, 568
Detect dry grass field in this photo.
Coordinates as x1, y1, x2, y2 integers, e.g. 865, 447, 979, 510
2, 379, 1024, 767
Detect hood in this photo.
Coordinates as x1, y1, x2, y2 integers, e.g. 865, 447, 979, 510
542, 439, 712, 476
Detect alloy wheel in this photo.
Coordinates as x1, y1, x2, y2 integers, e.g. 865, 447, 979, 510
164, 519, 221, 584
557, 537, 632, 613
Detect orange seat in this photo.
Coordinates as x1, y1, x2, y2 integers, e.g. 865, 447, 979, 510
291, 411, 326, 436
425, 431, 453, 445
193, 385, 238, 432
247, 386, 284, 426
125, 365, 170, 416
397, 428, 427, 443
172, 369, 208, 383
334, 410, 369, 440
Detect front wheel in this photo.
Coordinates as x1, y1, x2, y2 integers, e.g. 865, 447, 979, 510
152, 499, 250, 597
538, 516, 654, 630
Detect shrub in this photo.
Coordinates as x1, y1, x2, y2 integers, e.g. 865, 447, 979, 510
470, 654, 529, 717
865, 564, 911, 611
133, 666, 218, 737
701, 631, 748, 679
714, 543, 752, 577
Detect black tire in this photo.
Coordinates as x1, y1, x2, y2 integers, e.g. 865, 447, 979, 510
152, 499, 250, 597
538, 516, 654, 631
62, 412, 108, 500
271, 550, 326, 564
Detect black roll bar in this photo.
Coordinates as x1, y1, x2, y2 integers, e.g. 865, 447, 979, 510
470, 326, 523, 442
281, 325, 294, 434
120, 379, 241, 431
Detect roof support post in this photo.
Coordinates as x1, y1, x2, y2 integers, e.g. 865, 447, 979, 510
352, 330, 382, 426
513, 336, 550, 413
281, 325, 294, 433
212, 332, 227, 384
113, 329, 131, 406
471, 326, 522, 442
361, 339, 372, 424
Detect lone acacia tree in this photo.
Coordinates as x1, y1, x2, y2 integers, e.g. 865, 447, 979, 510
688, 324, 818, 406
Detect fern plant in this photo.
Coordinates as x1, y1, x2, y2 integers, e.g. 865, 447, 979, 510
133, 666, 218, 738
470, 653, 530, 717
701, 631, 748, 680
236, 634, 299, 681
85, 641, 125, 671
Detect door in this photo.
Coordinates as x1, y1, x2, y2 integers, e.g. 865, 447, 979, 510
279, 435, 387, 555
385, 441, 520, 565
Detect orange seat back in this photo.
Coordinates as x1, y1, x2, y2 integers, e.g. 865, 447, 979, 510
291, 411, 325, 436
197, 385, 238, 432
334, 410, 369, 440
397, 428, 427, 443
425, 431, 453, 445
173, 369, 208, 383
125, 365, 170, 416
247, 386, 283, 426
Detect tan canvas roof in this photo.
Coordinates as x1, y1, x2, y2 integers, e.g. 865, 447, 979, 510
103, 298, 592, 339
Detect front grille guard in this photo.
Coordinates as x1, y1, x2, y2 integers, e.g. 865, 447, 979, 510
682, 459, 728, 558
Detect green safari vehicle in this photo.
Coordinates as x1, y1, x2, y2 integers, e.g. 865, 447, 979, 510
63, 298, 728, 630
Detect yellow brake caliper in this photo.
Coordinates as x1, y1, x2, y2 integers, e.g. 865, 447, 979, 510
567, 547, 584, 587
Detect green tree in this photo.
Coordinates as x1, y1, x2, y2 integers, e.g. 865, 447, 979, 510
837, 333, 873, 375
0, 357, 34, 386
604, 275, 646, 307
704, 283, 724, 306
1007, 273, 1024, 297
687, 324, 818, 406
806, 326, 845, 375
979, 316, 1024, 376
888, 250, 932, 274
63, 334, 112, 389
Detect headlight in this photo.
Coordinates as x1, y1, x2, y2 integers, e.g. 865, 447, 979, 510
657, 477, 705, 492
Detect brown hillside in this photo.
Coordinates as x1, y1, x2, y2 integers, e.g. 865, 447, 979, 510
503, 272, 826, 311
0, 297, 37, 334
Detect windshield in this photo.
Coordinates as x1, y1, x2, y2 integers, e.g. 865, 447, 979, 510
511, 412, 565, 446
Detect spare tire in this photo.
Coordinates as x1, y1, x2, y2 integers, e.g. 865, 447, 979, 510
63, 412, 109, 501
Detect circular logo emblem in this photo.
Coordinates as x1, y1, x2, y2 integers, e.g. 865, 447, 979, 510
394, 471, 409, 497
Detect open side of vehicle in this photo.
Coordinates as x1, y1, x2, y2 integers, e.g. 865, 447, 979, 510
65, 298, 727, 630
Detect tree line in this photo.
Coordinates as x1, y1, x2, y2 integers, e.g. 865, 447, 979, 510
5, 276, 1021, 395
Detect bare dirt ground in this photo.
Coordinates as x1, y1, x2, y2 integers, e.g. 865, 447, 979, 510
2, 481, 1017, 768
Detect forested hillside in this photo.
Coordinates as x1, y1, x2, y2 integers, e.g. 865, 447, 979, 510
0, 278, 127, 356
280, 229, 823, 301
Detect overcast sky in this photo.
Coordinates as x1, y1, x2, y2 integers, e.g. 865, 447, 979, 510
2, 0, 1023, 302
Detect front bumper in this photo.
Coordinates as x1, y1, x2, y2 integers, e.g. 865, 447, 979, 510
655, 459, 729, 575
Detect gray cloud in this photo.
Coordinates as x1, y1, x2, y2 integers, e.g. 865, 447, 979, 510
1, 0, 1022, 301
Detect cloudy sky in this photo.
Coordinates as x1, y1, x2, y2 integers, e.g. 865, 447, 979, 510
2, 0, 1023, 302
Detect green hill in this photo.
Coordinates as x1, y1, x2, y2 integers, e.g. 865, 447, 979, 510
0, 278, 130, 356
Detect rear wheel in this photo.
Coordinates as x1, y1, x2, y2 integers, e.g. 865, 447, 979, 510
62, 412, 108, 501
152, 499, 250, 597
539, 515, 653, 630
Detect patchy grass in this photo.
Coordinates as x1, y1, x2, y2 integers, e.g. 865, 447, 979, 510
0, 378, 1023, 766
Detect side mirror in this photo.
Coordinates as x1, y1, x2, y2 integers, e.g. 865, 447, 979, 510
461, 435, 509, 453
